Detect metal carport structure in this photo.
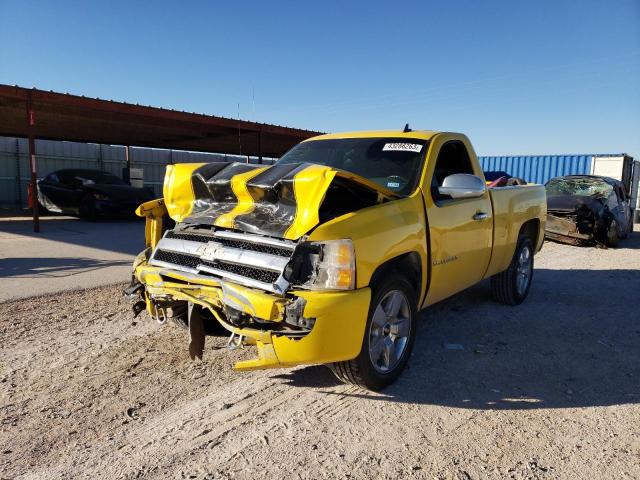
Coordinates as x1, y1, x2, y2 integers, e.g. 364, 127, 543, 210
0, 84, 321, 231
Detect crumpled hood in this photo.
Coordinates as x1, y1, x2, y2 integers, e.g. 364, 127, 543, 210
163, 161, 398, 240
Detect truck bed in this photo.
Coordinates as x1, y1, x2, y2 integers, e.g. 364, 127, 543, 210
485, 184, 547, 277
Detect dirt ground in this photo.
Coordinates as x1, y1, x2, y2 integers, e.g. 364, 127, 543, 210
1, 232, 639, 479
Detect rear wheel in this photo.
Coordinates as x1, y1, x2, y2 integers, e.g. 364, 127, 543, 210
329, 274, 417, 391
491, 235, 534, 305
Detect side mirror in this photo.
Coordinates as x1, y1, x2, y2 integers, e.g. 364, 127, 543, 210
438, 173, 486, 199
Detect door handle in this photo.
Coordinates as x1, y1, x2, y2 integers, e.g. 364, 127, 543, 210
473, 212, 488, 221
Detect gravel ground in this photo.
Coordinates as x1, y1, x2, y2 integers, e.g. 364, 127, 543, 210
1, 232, 639, 479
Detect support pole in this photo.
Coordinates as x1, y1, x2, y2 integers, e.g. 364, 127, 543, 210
26, 92, 39, 232
15, 139, 22, 208
98, 144, 103, 171
123, 145, 132, 184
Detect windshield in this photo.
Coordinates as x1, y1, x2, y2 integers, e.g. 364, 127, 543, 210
276, 137, 428, 195
72, 171, 126, 186
545, 177, 613, 198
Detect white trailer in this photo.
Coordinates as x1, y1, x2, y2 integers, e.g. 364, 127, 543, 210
590, 155, 639, 222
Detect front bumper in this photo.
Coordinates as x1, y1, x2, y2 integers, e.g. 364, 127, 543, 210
134, 262, 371, 370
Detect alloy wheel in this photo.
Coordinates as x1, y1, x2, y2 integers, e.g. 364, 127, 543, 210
368, 290, 411, 374
516, 244, 532, 296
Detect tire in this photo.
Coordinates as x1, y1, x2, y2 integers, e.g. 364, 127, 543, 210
491, 235, 534, 305
329, 274, 417, 391
78, 196, 97, 221
606, 219, 620, 247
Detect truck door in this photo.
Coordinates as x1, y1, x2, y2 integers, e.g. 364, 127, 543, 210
421, 136, 493, 306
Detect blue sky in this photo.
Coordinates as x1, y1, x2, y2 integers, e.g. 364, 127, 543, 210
1, 0, 639, 157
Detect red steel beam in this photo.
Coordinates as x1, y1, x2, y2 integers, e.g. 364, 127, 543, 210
26, 92, 39, 232
0, 85, 320, 156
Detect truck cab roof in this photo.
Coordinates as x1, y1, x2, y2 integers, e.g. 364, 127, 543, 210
304, 129, 440, 142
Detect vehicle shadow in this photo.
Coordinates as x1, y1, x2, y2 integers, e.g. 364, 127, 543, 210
276, 266, 640, 410
0, 257, 133, 278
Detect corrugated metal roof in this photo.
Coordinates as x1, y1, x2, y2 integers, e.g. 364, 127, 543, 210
0, 84, 322, 157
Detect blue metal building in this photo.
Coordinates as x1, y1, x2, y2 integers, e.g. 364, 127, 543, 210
478, 153, 640, 221
477, 154, 621, 185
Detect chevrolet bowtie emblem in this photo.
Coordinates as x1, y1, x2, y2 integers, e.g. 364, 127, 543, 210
197, 241, 223, 260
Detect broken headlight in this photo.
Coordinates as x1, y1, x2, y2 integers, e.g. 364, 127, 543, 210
286, 239, 356, 291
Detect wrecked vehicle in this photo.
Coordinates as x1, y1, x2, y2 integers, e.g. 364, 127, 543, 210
126, 130, 546, 390
545, 175, 634, 247
37, 169, 153, 219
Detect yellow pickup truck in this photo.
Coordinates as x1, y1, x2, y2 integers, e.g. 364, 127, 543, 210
127, 130, 546, 390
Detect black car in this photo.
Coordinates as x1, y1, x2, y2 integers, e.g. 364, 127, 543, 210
545, 175, 634, 247
37, 169, 154, 219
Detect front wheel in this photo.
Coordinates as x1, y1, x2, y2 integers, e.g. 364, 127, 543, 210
329, 274, 417, 391
491, 235, 534, 305
78, 196, 97, 221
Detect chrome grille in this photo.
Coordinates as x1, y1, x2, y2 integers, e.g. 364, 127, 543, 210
154, 250, 200, 270
204, 260, 280, 284
154, 249, 281, 284
166, 230, 292, 257
149, 228, 295, 293
164, 231, 214, 243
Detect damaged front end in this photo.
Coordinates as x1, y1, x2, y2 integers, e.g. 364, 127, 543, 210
125, 161, 391, 369
545, 196, 611, 246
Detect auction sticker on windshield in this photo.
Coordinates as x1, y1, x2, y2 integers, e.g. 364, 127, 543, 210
382, 143, 423, 153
